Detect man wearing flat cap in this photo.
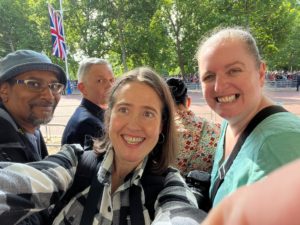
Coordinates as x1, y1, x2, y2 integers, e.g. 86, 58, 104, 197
0, 49, 66, 223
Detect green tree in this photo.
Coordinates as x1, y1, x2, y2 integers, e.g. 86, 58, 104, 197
95, 0, 170, 73
1, 0, 300, 75
155, 0, 228, 77
268, 8, 300, 70
0, 0, 43, 56
209, 0, 296, 70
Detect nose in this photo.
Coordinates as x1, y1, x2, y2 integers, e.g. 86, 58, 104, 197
214, 74, 228, 93
40, 86, 55, 100
126, 113, 142, 130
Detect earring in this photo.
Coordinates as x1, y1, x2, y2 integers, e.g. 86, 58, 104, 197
158, 133, 165, 144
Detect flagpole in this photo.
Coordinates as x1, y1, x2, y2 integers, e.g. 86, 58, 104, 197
59, 0, 72, 94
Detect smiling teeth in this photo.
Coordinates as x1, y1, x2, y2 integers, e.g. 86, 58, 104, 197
217, 95, 236, 103
124, 136, 144, 144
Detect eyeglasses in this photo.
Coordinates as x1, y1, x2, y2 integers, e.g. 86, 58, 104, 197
96, 78, 115, 86
12, 79, 65, 94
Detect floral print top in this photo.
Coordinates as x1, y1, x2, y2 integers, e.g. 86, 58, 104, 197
174, 109, 220, 176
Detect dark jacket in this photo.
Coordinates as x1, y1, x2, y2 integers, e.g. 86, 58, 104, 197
61, 98, 105, 149
0, 105, 48, 162
0, 104, 49, 224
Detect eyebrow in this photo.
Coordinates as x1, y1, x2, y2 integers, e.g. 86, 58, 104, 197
224, 61, 246, 69
96, 75, 114, 80
22, 77, 59, 83
95, 75, 106, 78
116, 102, 160, 114
201, 61, 246, 77
143, 105, 160, 114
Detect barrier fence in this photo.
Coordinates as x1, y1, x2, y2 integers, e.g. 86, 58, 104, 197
40, 123, 66, 153
186, 80, 298, 91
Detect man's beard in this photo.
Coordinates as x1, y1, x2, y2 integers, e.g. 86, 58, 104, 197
28, 101, 57, 126
30, 114, 54, 126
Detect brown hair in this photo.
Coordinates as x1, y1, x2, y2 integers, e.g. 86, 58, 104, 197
102, 67, 177, 174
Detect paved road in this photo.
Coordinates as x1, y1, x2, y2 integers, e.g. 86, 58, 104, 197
42, 88, 300, 149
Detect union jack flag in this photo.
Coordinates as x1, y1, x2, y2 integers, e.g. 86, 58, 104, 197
48, 4, 66, 60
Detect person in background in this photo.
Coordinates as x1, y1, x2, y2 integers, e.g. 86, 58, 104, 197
0, 49, 66, 224
196, 27, 300, 207
296, 72, 300, 91
61, 58, 114, 149
0, 67, 206, 225
166, 77, 220, 176
201, 158, 300, 225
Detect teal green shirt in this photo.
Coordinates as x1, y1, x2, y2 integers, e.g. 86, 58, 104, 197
210, 112, 300, 206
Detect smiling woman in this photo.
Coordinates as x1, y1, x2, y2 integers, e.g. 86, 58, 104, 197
195, 27, 300, 209
108, 82, 163, 185
104, 67, 176, 175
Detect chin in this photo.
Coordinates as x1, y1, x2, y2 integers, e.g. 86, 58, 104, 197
124, 157, 143, 165
100, 104, 108, 109
216, 110, 236, 120
32, 117, 53, 126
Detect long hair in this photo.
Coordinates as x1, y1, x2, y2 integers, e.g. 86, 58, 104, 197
103, 67, 177, 174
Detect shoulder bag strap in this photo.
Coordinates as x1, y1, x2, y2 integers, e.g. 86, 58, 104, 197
129, 185, 145, 225
79, 162, 103, 225
210, 105, 287, 202
49, 151, 104, 223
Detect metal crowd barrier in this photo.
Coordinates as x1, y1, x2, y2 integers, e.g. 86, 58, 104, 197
40, 123, 66, 148
265, 80, 297, 89
185, 80, 298, 90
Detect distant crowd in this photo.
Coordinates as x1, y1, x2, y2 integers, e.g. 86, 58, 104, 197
169, 74, 200, 84
266, 70, 299, 81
